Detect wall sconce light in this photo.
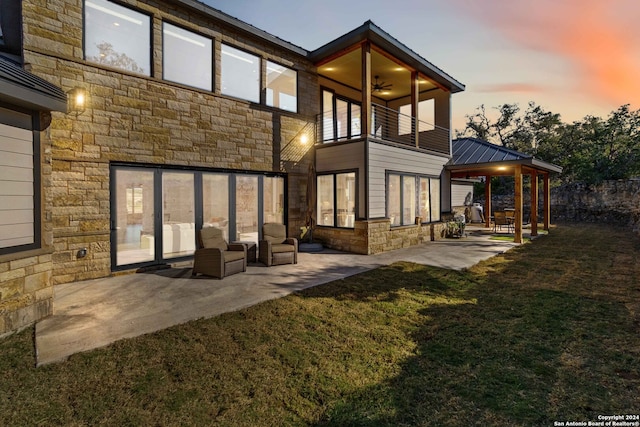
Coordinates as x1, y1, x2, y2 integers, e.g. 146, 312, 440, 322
300, 134, 309, 145
67, 87, 88, 114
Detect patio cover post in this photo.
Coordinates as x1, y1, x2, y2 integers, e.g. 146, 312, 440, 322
360, 41, 371, 138
530, 170, 538, 237
543, 172, 550, 231
484, 174, 492, 228
411, 70, 419, 147
514, 164, 523, 243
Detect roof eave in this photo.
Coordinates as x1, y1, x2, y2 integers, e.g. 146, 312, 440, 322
173, 0, 308, 57
446, 158, 563, 174
309, 21, 465, 93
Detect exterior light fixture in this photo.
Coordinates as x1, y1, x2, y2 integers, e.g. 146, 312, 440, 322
67, 87, 88, 114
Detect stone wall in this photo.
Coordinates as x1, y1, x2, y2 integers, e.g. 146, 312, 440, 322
0, 253, 53, 337
314, 219, 446, 255
474, 179, 640, 235
550, 179, 640, 234
21, 0, 317, 285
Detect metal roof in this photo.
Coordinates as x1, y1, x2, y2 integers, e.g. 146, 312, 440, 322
448, 137, 562, 174
0, 56, 67, 112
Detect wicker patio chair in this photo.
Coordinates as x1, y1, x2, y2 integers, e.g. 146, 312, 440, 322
258, 223, 298, 266
192, 227, 247, 279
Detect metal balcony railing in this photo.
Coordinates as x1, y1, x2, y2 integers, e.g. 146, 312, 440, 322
317, 103, 450, 155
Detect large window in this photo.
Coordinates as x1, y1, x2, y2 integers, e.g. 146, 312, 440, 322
163, 22, 212, 91
84, 0, 151, 75
321, 90, 361, 142
266, 61, 297, 112
399, 99, 435, 135
111, 167, 286, 268
317, 172, 356, 228
0, 111, 38, 254
221, 44, 260, 103
388, 172, 440, 226
0, 0, 22, 61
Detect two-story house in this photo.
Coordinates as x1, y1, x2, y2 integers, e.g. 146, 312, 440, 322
1, 0, 467, 336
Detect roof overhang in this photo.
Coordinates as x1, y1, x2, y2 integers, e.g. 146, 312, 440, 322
174, 0, 308, 57
0, 58, 67, 113
447, 158, 563, 177
309, 21, 465, 94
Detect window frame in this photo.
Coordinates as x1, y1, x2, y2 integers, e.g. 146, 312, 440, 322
265, 59, 297, 113
220, 43, 261, 103
316, 169, 358, 229
386, 171, 440, 226
161, 20, 213, 91
83, 0, 153, 76
321, 88, 362, 142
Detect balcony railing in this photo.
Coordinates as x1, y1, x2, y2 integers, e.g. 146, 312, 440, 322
317, 103, 450, 155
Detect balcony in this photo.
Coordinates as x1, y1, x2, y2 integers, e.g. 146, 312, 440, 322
317, 103, 450, 155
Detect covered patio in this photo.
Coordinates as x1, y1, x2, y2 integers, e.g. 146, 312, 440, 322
448, 137, 563, 243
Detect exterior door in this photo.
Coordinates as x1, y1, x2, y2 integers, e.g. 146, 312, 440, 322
113, 168, 155, 267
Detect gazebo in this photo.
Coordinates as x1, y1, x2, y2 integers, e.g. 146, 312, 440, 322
447, 137, 563, 243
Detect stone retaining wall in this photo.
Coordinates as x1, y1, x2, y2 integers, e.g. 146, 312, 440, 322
314, 219, 446, 255
474, 179, 640, 235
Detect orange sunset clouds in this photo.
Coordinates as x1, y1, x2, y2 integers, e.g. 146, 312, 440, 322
452, 0, 640, 109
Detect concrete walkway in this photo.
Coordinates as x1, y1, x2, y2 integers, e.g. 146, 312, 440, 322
35, 229, 520, 365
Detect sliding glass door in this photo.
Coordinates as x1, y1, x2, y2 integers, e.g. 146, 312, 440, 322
113, 168, 155, 267
162, 172, 195, 259
111, 165, 285, 270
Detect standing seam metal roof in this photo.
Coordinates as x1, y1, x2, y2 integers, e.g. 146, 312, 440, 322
451, 137, 531, 165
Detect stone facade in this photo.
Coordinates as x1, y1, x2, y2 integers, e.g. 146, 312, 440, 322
1, 0, 460, 337
21, 0, 316, 285
314, 219, 446, 255
0, 253, 53, 337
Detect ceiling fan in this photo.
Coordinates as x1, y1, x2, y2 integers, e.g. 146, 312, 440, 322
372, 75, 392, 92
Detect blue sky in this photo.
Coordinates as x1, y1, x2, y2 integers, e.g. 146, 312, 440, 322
205, 0, 640, 131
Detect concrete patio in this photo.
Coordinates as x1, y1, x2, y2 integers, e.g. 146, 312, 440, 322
35, 227, 525, 366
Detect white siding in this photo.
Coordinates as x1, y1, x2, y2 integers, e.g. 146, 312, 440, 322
451, 181, 474, 207
316, 141, 366, 218
0, 123, 34, 249
368, 141, 448, 218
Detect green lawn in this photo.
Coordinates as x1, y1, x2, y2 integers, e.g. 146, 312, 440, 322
1, 224, 639, 426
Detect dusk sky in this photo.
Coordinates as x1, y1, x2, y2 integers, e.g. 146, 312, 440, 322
205, 0, 640, 132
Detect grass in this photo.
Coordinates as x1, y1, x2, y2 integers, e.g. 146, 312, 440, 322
1, 224, 639, 426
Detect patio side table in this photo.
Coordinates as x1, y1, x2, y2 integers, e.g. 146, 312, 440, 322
231, 241, 257, 263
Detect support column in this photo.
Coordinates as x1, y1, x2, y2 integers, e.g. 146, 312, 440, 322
361, 42, 371, 138
514, 165, 523, 243
530, 171, 538, 237
484, 175, 492, 228
411, 70, 419, 147
543, 173, 550, 231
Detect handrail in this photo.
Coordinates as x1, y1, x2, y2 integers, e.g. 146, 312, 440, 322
317, 102, 450, 155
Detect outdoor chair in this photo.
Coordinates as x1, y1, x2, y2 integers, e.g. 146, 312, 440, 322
192, 226, 247, 279
493, 211, 514, 233
259, 223, 298, 266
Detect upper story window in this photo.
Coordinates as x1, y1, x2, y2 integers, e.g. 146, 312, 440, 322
0, 0, 22, 62
84, 0, 151, 76
221, 44, 259, 103
266, 61, 297, 113
398, 99, 435, 135
163, 22, 212, 91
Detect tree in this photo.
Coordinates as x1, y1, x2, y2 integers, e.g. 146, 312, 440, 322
457, 102, 640, 185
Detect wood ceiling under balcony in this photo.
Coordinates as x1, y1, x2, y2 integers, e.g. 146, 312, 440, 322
317, 47, 439, 101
